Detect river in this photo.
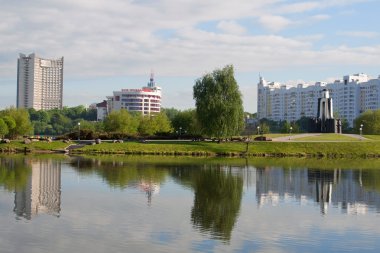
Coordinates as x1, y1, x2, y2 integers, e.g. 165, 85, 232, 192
0, 155, 380, 252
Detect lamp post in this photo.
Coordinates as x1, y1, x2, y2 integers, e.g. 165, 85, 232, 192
78, 122, 81, 141
289, 126, 293, 140
257, 126, 260, 136
360, 123, 363, 139
176, 127, 185, 139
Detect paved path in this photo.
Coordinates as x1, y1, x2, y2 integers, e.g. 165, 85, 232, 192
272, 133, 368, 142
272, 133, 321, 142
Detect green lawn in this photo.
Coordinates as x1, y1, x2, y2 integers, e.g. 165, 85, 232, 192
2, 139, 380, 158
363, 135, 380, 141
74, 140, 380, 157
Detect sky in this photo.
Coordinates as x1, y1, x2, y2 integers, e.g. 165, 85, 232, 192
0, 0, 379, 112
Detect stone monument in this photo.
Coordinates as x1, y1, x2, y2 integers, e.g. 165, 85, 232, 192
311, 89, 341, 133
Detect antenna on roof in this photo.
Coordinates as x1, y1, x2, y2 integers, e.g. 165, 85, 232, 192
148, 69, 155, 88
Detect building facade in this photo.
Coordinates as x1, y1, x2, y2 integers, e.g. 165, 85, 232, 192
97, 73, 162, 120
17, 53, 64, 110
257, 73, 380, 127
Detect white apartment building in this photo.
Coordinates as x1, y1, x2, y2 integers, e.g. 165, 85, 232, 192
257, 73, 380, 127
17, 53, 64, 110
98, 73, 162, 120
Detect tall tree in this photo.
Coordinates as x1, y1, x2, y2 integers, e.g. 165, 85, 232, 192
193, 65, 244, 139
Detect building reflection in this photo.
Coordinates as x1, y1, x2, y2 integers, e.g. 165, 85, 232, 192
14, 158, 61, 220
256, 167, 380, 214
70, 157, 165, 205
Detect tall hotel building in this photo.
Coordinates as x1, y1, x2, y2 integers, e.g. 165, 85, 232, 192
17, 53, 64, 110
257, 73, 380, 127
97, 73, 162, 120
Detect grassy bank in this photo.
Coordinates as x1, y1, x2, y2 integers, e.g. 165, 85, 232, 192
70, 140, 380, 158
2, 136, 380, 158
0, 141, 68, 153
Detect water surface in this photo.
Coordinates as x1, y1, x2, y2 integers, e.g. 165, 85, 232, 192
1, 155, 380, 252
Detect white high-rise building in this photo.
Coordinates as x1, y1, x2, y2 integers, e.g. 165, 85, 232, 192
98, 73, 162, 120
17, 53, 64, 110
257, 73, 380, 127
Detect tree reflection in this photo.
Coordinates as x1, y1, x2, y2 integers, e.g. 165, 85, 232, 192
171, 165, 243, 241
361, 170, 380, 192
0, 156, 31, 191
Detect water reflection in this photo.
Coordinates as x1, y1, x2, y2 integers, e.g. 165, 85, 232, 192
0, 156, 61, 220
2, 155, 380, 250
171, 165, 244, 241
70, 157, 166, 205
256, 167, 380, 214
15, 158, 61, 220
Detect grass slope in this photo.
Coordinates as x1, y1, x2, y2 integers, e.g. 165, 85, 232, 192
73, 140, 380, 157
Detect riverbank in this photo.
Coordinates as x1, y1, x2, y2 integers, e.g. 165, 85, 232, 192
72, 140, 380, 158
1, 138, 380, 158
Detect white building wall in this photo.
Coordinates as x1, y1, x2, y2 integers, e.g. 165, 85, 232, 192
257, 74, 380, 127
17, 53, 64, 110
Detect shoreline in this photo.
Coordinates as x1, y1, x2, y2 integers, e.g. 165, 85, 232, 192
1, 140, 380, 158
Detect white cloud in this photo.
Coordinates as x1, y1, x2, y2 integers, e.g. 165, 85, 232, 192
0, 0, 379, 110
337, 31, 379, 38
217, 20, 246, 35
258, 15, 293, 32
310, 14, 330, 21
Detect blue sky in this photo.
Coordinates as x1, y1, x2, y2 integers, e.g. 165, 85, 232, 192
0, 0, 379, 112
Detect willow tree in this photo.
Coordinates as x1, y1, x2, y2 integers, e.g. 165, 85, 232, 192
193, 65, 244, 139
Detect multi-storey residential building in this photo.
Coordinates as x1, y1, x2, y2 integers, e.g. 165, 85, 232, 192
257, 73, 380, 127
97, 73, 162, 120
17, 53, 64, 110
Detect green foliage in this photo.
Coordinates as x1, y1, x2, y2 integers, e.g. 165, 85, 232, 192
172, 109, 201, 136
2, 115, 16, 131
138, 112, 173, 136
193, 65, 244, 138
0, 118, 9, 138
0, 108, 33, 138
153, 112, 172, 133
354, 109, 380, 134
104, 109, 139, 135
162, 107, 181, 122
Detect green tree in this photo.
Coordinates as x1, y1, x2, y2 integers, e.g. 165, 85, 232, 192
354, 109, 380, 134
138, 112, 172, 136
152, 112, 172, 133
104, 109, 139, 135
138, 116, 156, 136
162, 107, 180, 122
193, 65, 244, 139
2, 116, 16, 132
172, 109, 201, 136
0, 108, 33, 138
0, 118, 9, 138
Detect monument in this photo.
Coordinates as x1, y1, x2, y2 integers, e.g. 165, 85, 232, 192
311, 89, 341, 133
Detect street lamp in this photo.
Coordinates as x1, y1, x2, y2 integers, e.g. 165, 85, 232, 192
176, 126, 185, 139
289, 126, 293, 140
257, 126, 260, 136
360, 123, 363, 139
78, 122, 81, 141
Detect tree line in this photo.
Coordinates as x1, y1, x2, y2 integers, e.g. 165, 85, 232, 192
1, 64, 380, 139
